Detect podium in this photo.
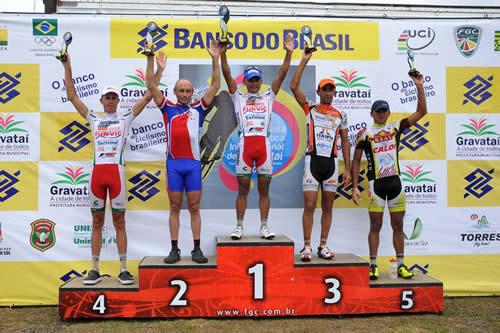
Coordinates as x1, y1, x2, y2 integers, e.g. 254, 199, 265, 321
59, 235, 443, 319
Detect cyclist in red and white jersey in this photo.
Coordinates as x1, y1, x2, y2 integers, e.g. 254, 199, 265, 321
220, 34, 294, 240
61, 52, 163, 285
290, 48, 352, 261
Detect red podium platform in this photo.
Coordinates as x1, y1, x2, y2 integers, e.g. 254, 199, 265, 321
59, 235, 443, 319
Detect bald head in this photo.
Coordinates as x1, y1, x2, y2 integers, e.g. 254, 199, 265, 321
174, 78, 194, 105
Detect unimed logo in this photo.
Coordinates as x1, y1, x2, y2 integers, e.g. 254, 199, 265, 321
0, 72, 21, 104
127, 170, 161, 201
137, 24, 168, 55
463, 75, 493, 106
464, 168, 494, 199
0, 169, 20, 202
400, 121, 429, 152
58, 121, 91, 152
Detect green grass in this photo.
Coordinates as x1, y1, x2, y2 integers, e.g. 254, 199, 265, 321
0, 297, 499, 333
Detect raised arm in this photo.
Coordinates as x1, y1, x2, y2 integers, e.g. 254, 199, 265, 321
406, 72, 427, 126
271, 33, 294, 95
61, 53, 89, 119
133, 52, 165, 116
289, 49, 313, 109
201, 40, 221, 105
220, 44, 237, 94
146, 51, 166, 106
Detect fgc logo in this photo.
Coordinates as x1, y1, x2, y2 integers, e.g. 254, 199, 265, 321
0, 170, 20, 202
399, 121, 429, 152
127, 170, 161, 201
0, 72, 21, 104
463, 75, 493, 106
464, 168, 494, 199
58, 121, 91, 152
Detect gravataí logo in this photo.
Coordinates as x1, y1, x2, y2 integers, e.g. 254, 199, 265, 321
30, 218, 56, 252
401, 165, 435, 183
52, 166, 89, 186
400, 121, 429, 152
458, 117, 499, 136
0, 114, 28, 134
127, 170, 161, 201
333, 70, 369, 89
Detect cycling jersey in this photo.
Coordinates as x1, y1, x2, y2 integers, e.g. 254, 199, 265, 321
304, 103, 348, 158
86, 110, 135, 165
355, 119, 410, 181
158, 96, 208, 161
86, 110, 135, 211
232, 89, 275, 177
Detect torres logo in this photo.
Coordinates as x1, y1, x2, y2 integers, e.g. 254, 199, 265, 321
461, 214, 499, 248
454, 25, 481, 58
0, 114, 31, 157
126, 162, 168, 210
30, 219, 56, 252
0, 65, 40, 112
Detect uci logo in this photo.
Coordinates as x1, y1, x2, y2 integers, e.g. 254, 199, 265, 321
127, 170, 161, 201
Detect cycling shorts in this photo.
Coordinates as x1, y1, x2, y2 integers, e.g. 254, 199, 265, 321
368, 175, 406, 213
89, 164, 126, 212
303, 155, 339, 192
167, 158, 202, 193
236, 136, 273, 178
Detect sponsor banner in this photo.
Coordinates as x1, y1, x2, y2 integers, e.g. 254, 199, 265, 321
447, 160, 499, 207
125, 161, 168, 210
0, 64, 40, 113
401, 160, 445, 207
459, 210, 500, 251
0, 113, 39, 160
388, 73, 438, 110
446, 67, 499, 114
40, 112, 92, 161
447, 114, 500, 160
332, 67, 373, 114
110, 19, 379, 60
333, 161, 369, 208
0, 24, 8, 51
49, 71, 100, 107
453, 25, 482, 58
30, 18, 59, 57
0, 162, 38, 211
395, 26, 438, 56
393, 113, 446, 160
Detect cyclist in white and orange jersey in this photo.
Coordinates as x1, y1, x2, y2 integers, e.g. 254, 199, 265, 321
220, 34, 294, 240
351, 71, 427, 280
290, 48, 351, 262
60, 52, 164, 285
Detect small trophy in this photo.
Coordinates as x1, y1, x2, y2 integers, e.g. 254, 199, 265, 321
407, 49, 419, 77
301, 25, 317, 54
55, 32, 73, 62
142, 21, 158, 56
218, 5, 231, 46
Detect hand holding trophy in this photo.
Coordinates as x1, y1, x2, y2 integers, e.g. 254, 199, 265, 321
218, 5, 231, 46
407, 49, 420, 77
142, 21, 158, 56
301, 26, 317, 54
55, 32, 73, 62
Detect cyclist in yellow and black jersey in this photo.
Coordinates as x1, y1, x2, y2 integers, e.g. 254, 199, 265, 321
351, 71, 427, 280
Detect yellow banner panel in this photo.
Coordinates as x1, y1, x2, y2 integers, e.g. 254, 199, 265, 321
110, 19, 379, 60
125, 161, 168, 210
0, 64, 39, 112
0, 162, 38, 210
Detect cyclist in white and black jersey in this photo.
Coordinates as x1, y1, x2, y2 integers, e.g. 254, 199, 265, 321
290, 48, 352, 261
60, 52, 164, 285
220, 34, 294, 240
351, 70, 427, 280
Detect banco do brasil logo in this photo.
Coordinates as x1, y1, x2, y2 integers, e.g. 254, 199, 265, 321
0, 72, 21, 104
335, 168, 367, 200
400, 121, 429, 152
128, 170, 161, 201
464, 168, 494, 199
137, 24, 168, 55
58, 121, 91, 152
463, 75, 493, 106
0, 169, 20, 202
